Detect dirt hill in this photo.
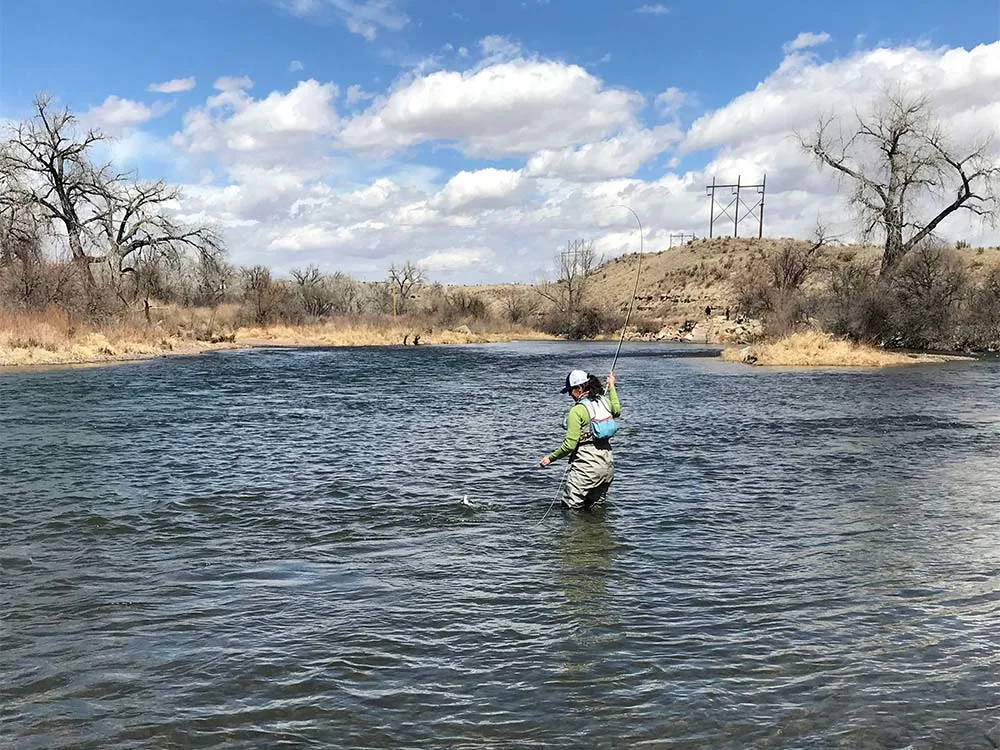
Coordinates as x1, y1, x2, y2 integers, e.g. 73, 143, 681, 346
450, 236, 1000, 343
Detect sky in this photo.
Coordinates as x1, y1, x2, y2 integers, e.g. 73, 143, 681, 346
1, 0, 999, 283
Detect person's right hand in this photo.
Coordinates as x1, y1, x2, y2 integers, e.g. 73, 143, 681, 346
606, 372, 616, 388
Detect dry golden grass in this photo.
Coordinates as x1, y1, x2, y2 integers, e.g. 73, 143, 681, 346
236, 318, 552, 347
0, 307, 229, 367
720, 330, 968, 367
0, 307, 552, 368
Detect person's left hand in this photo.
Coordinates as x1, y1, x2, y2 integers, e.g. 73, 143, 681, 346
539, 456, 551, 467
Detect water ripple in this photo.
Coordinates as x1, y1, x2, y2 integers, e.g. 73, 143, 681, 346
2, 342, 999, 748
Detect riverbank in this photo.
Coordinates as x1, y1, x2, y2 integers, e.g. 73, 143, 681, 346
0, 310, 552, 368
721, 331, 975, 367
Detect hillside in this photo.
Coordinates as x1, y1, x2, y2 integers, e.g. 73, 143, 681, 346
458, 237, 1000, 343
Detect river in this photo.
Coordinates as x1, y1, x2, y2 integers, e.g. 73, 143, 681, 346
2, 341, 999, 748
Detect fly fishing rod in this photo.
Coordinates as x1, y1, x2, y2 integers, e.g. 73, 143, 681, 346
609, 204, 644, 374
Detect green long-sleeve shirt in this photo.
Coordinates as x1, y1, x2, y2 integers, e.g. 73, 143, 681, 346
547, 387, 621, 462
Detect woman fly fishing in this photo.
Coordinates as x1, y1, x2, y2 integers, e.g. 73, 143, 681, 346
539, 369, 621, 510
536, 204, 640, 519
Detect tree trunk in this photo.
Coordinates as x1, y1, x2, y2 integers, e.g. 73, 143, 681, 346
65, 222, 97, 291
880, 211, 905, 276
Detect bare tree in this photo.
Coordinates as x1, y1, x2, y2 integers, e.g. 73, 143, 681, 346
2, 95, 107, 290
501, 286, 540, 323
387, 261, 424, 314
3, 95, 223, 314
241, 265, 286, 325
803, 91, 999, 276
537, 240, 600, 314
291, 264, 334, 318
328, 272, 362, 314
193, 249, 232, 306
763, 226, 830, 292
96, 180, 220, 282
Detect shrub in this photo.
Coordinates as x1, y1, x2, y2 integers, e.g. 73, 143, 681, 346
539, 306, 617, 339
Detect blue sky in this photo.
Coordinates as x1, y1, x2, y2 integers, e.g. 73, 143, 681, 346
1, 1, 998, 280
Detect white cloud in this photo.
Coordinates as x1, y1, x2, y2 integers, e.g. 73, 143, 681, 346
214, 75, 254, 92
339, 59, 642, 157
478, 35, 522, 64
431, 169, 527, 212
267, 222, 360, 251
783, 31, 832, 54
420, 247, 494, 271
148, 77, 196, 94
106, 129, 176, 166
345, 84, 373, 105
277, 0, 408, 41
289, 60, 305, 72
634, 4, 669, 14
340, 178, 399, 210
174, 79, 339, 168
683, 42, 1000, 154
525, 124, 681, 181
84, 96, 171, 131
655, 86, 687, 115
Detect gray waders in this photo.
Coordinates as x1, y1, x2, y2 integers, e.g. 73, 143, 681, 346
563, 440, 614, 510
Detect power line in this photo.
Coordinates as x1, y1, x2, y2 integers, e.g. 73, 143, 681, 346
705, 175, 766, 239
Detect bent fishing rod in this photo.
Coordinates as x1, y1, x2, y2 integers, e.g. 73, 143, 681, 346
609, 204, 644, 375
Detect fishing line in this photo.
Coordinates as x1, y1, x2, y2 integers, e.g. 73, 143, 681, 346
535, 463, 571, 526
536, 205, 644, 525
609, 204, 644, 375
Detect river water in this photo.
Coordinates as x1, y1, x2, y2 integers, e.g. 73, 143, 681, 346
2, 341, 999, 749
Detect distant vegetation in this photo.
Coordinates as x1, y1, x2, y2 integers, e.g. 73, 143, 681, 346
2, 90, 999, 366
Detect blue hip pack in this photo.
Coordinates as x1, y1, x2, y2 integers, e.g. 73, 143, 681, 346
583, 396, 617, 439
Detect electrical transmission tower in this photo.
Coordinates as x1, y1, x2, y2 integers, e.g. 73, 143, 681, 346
705, 175, 766, 239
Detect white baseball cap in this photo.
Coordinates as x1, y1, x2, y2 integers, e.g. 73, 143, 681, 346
561, 369, 589, 393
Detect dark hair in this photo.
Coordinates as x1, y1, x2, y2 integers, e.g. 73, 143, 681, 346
584, 374, 605, 397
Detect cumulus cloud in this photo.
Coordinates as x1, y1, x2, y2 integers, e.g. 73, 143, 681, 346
161, 40, 1000, 282
783, 31, 832, 54
214, 76, 254, 92
267, 222, 362, 251
84, 96, 171, 132
339, 59, 642, 157
173, 78, 339, 172
148, 77, 196, 93
524, 124, 682, 181
288, 60, 305, 72
682, 42, 1000, 154
655, 87, 687, 115
431, 169, 527, 212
